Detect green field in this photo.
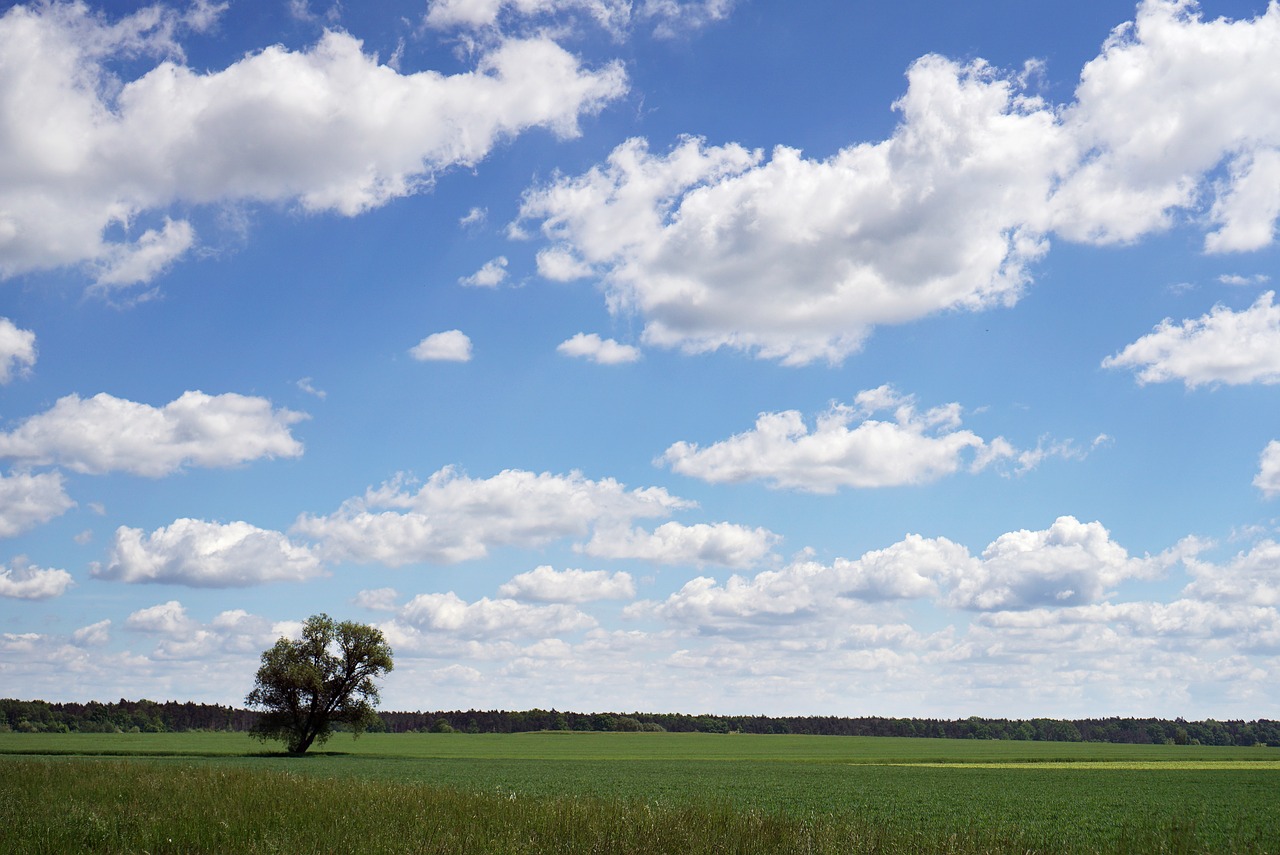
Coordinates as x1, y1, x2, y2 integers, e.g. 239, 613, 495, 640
3, 732, 1279, 853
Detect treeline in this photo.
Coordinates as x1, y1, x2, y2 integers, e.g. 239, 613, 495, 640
381, 710, 1280, 746
0, 698, 255, 734
4, 698, 1278, 746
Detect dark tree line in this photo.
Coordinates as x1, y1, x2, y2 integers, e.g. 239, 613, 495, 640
0, 698, 255, 734
4, 698, 1278, 746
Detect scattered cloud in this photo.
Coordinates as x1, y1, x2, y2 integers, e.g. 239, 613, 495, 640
0, 470, 75, 538
1218, 273, 1270, 287
460, 257, 509, 288
1256, 441, 1280, 498
0, 391, 306, 476
499, 565, 636, 602
945, 516, 1160, 611
93, 519, 325, 587
0, 318, 36, 383
422, 0, 732, 39
293, 467, 693, 566
661, 387, 1023, 492
1184, 538, 1280, 606
583, 520, 777, 567
71, 619, 111, 647
517, 1, 1280, 364
0, 3, 627, 288
634, 516, 1166, 637
296, 377, 327, 400
0, 556, 73, 600
557, 332, 641, 364
1103, 292, 1280, 387
395, 591, 596, 639
355, 587, 401, 611
410, 330, 473, 362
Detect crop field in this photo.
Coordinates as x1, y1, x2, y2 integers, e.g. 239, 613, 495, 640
2, 732, 1279, 853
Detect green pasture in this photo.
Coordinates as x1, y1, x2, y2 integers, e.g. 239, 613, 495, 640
3, 731, 1279, 853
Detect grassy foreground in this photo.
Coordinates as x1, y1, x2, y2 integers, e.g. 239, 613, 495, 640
3, 732, 1279, 853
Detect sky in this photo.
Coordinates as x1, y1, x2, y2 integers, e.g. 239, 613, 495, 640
2, 0, 1280, 720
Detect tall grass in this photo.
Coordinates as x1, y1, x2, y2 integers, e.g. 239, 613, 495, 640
3, 758, 1275, 854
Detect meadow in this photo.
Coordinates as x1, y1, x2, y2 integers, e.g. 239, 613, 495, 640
2, 731, 1278, 853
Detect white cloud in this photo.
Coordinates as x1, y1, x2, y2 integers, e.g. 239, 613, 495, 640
557, 332, 641, 364
0, 3, 627, 286
1183, 539, 1280, 606
499, 565, 635, 602
1053, 1, 1280, 250
1257, 441, 1280, 498
1218, 273, 1270, 287
584, 521, 778, 568
293, 467, 692, 566
0, 391, 305, 477
517, 2, 1280, 365
0, 470, 75, 538
517, 56, 1068, 364
355, 587, 401, 611
93, 518, 324, 587
422, 0, 730, 39
71, 619, 111, 647
946, 517, 1156, 611
0, 556, 73, 600
636, 516, 1165, 639
1103, 292, 1280, 387
296, 377, 327, 399
638, 0, 733, 38
396, 591, 596, 639
0, 318, 35, 383
125, 600, 195, 634
459, 257, 509, 288
662, 386, 1020, 492
410, 330, 473, 362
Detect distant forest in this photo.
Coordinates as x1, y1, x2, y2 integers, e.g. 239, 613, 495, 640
3, 698, 1278, 747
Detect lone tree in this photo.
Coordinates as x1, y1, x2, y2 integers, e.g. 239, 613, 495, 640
246, 614, 393, 754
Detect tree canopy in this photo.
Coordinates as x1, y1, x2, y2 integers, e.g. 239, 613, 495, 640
245, 614, 393, 754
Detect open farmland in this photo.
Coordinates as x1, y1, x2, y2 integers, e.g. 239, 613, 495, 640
3, 732, 1279, 853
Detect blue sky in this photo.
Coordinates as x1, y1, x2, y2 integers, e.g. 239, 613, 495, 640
3, 0, 1280, 719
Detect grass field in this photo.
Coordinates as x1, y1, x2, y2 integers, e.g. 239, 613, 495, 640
3, 731, 1279, 853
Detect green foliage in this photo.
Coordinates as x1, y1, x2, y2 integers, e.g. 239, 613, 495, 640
245, 614, 393, 754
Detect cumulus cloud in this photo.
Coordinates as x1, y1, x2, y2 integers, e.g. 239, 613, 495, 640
636, 517, 1166, 637
0, 318, 35, 383
0, 391, 305, 476
583, 521, 777, 568
93, 518, 325, 587
0, 2, 627, 287
518, 94, 1062, 365
293, 467, 692, 566
1103, 292, 1280, 387
125, 600, 195, 634
1053, 1, 1280, 250
1183, 539, 1280, 606
355, 587, 401, 611
499, 565, 635, 602
662, 386, 1023, 491
396, 591, 596, 639
517, 1, 1280, 365
459, 257, 509, 288
945, 516, 1158, 611
557, 332, 641, 364
410, 330, 473, 362
0, 470, 75, 538
71, 619, 111, 646
0, 556, 73, 599
1257, 441, 1280, 498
